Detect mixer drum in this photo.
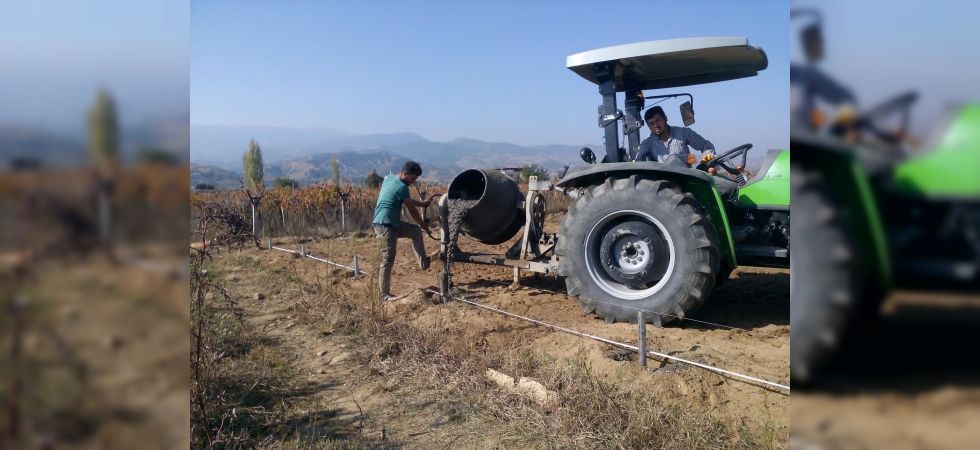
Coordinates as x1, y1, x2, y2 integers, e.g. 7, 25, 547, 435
447, 169, 526, 245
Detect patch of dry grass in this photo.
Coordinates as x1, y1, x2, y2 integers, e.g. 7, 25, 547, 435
285, 262, 767, 448
202, 244, 776, 449
484, 353, 757, 449
190, 269, 389, 449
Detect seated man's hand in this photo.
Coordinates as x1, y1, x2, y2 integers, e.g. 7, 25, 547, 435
810, 107, 827, 129
834, 104, 858, 125
707, 167, 716, 175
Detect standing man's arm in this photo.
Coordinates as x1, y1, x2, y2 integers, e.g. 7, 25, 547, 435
404, 197, 430, 208
404, 197, 431, 232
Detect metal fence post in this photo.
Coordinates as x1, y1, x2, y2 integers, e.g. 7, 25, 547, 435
638, 311, 647, 368
353, 255, 360, 276
440, 270, 450, 304
301, 242, 307, 256
341, 199, 346, 232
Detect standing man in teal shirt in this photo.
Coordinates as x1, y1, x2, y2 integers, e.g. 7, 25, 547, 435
372, 161, 433, 301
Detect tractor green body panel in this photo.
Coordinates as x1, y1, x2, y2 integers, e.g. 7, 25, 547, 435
557, 162, 737, 269
893, 104, 980, 198
792, 135, 892, 290
737, 150, 791, 208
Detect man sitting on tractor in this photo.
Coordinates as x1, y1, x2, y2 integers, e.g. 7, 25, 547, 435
634, 106, 740, 204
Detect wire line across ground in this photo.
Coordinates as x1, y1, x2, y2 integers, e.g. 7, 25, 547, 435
425, 288, 790, 393
264, 242, 789, 393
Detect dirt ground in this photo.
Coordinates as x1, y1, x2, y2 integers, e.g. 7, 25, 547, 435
2, 245, 190, 449
791, 291, 980, 449
212, 214, 790, 446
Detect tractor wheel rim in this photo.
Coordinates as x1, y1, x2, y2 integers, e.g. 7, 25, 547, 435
615, 238, 651, 273
584, 210, 675, 300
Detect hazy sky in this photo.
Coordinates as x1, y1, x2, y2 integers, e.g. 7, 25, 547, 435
791, 0, 980, 142
0, 0, 189, 135
192, 0, 789, 152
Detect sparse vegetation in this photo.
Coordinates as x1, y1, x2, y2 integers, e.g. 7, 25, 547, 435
189, 202, 259, 447
242, 139, 265, 238
87, 89, 120, 176
187, 168, 784, 448
193, 184, 419, 238
137, 147, 180, 165
364, 170, 382, 189
190, 182, 578, 239
274, 177, 300, 189
187, 234, 780, 448
87, 89, 120, 248
1, 163, 190, 448
330, 156, 341, 187
518, 163, 549, 184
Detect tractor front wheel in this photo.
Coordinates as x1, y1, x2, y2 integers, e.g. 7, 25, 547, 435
557, 176, 720, 325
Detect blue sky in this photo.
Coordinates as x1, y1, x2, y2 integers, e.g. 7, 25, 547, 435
0, 0, 189, 134
192, 0, 789, 152
791, 0, 980, 142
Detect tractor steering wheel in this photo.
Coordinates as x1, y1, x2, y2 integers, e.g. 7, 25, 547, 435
833, 91, 918, 146
705, 143, 753, 175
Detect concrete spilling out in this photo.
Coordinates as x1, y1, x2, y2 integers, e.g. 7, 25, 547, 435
445, 199, 478, 270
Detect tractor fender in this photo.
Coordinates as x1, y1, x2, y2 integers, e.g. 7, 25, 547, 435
557, 162, 737, 271
792, 133, 892, 291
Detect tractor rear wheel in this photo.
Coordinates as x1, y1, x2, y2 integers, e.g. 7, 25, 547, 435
556, 176, 720, 325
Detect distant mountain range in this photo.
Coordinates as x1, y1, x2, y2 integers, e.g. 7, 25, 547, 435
190, 164, 242, 189
190, 124, 591, 187
0, 116, 189, 169
0, 125, 87, 166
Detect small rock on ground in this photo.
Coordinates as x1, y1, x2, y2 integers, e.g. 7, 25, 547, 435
106, 335, 124, 351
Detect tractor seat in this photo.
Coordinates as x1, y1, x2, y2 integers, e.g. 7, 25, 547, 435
741, 149, 782, 188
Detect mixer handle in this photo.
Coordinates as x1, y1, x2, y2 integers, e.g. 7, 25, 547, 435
415, 184, 441, 240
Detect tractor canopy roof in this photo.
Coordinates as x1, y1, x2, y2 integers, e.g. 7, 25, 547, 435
567, 37, 768, 91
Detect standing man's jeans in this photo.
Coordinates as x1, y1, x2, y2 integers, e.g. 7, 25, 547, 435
373, 223, 428, 299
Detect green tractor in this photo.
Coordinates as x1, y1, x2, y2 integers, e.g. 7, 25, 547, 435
790, 11, 980, 382
552, 37, 790, 325
438, 37, 788, 326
